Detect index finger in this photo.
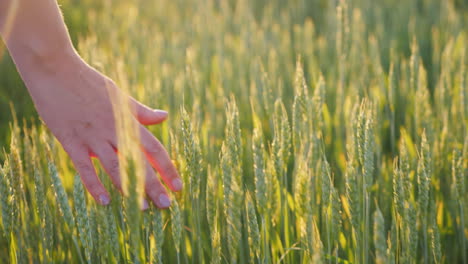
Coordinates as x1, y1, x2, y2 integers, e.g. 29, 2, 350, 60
139, 125, 182, 192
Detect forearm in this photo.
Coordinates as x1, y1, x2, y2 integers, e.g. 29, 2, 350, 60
0, 0, 78, 75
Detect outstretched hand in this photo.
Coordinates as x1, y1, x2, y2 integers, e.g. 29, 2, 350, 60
0, 0, 181, 208
28, 55, 182, 208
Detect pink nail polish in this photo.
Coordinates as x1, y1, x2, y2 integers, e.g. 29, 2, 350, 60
142, 200, 149, 210
172, 178, 183, 191
99, 194, 110, 205
154, 109, 168, 116
158, 194, 171, 208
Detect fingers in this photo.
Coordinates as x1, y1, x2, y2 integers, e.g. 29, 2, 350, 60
64, 144, 110, 205
94, 144, 122, 191
139, 125, 183, 192
130, 97, 168, 125
142, 199, 149, 210
144, 161, 171, 208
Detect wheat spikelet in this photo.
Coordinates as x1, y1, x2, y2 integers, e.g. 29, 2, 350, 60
33, 163, 45, 225
152, 208, 164, 264
0, 160, 12, 238
373, 206, 386, 264
387, 219, 397, 264
345, 160, 360, 248
294, 150, 310, 218
225, 97, 242, 172
220, 99, 244, 263
8, 130, 24, 198
272, 100, 290, 179
415, 63, 433, 138
452, 149, 464, 201
96, 205, 110, 261
292, 96, 303, 155
417, 133, 430, 217
321, 158, 331, 209
292, 57, 309, 153
221, 143, 233, 199
310, 218, 324, 263
279, 101, 291, 168
180, 107, 202, 200
49, 162, 75, 229
451, 149, 466, 264
210, 212, 221, 264
88, 205, 98, 260
321, 157, 341, 260
221, 147, 242, 263
294, 56, 309, 97
268, 159, 281, 226
181, 106, 203, 261
330, 187, 341, 254
312, 75, 325, 132
33, 162, 48, 261
106, 206, 119, 262
246, 193, 260, 261
206, 167, 218, 229
398, 136, 413, 206
407, 202, 418, 262
387, 63, 397, 152
363, 109, 375, 186
410, 38, 419, 93
73, 174, 93, 263
252, 124, 267, 214
123, 158, 143, 263
428, 199, 441, 264
43, 204, 54, 260
171, 198, 182, 262
21, 125, 34, 178
417, 132, 431, 262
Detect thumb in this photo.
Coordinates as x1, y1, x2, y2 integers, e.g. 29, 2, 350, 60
130, 97, 168, 125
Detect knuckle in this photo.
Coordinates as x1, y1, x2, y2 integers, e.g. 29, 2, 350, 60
83, 180, 101, 194
146, 143, 162, 157
145, 178, 161, 196
145, 186, 159, 199
57, 131, 77, 149
107, 159, 120, 175
160, 162, 175, 176
75, 161, 93, 175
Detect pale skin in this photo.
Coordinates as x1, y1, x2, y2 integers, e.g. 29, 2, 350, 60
0, 0, 182, 209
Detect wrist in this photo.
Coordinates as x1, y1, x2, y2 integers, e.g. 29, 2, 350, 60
10, 42, 80, 76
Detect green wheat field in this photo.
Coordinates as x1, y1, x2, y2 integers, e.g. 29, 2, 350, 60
0, 0, 467, 263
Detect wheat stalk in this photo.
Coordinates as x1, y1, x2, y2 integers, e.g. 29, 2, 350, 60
171, 198, 182, 264
49, 162, 75, 229
373, 206, 386, 264
73, 174, 93, 263
152, 208, 164, 264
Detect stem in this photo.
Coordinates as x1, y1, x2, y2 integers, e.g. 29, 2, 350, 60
460, 203, 466, 264
283, 177, 291, 264
327, 208, 331, 264
423, 219, 428, 264
195, 198, 203, 263
72, 236, 85, 264
364, 193, 369, 264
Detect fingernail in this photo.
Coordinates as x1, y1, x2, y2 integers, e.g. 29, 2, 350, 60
172, 178, 183, 191
158, 194, 171, 208
154, 110, 168, 116
99, 194, 110, 205
142, 200, 149, 210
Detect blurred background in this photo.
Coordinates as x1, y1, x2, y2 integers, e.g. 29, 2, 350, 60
0, 0, 467, 154
0, 1, 467, 263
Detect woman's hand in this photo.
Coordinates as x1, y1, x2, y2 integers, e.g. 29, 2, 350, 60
27, 54, 182, 208
1, 0, 182, 209
28, 53, 182, 208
